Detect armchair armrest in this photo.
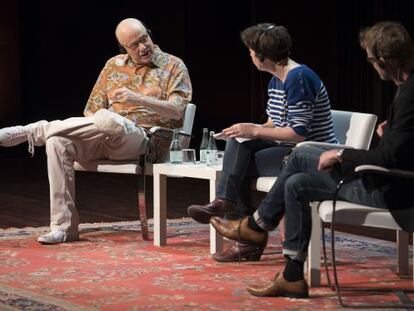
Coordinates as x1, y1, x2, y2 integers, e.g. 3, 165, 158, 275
354, 165, 414, 179
296, 141, 354, 150
148, 126, 192, 138
140, 126, 193, 166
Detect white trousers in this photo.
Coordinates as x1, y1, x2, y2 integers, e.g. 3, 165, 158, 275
31, 110, 147, 234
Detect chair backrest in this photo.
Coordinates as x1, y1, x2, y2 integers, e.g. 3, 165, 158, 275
180, 103, 196, 148
255, 110, 378, 193
331, 110, 377, 150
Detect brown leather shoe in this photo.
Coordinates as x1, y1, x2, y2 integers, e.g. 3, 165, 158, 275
212, 242, 264, 262
210, 216, 268, 247
187, 198, 239, 224
247, 272, 309, 298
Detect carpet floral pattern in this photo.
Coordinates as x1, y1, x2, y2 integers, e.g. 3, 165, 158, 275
0, 219, 413, 310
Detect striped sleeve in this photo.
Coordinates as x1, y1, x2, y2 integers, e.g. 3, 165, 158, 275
284, 70, 316, 137
266, 66, 338, 144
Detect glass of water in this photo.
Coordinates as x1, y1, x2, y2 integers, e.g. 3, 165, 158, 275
182, 148, 197, 165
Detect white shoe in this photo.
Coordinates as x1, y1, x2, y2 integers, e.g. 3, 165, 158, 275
0, 120, 47, 147
37, 230, 79, 244
0, 125, 28, 147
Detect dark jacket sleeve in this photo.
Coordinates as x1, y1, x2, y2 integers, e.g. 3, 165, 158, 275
340, 90, 414, 174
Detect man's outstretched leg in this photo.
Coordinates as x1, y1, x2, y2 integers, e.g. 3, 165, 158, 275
0, 117, 96, 155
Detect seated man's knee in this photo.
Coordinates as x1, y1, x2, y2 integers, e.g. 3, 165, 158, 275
285, 173, 310, 198
286, 145, 324, 166
293, 144, 321, 156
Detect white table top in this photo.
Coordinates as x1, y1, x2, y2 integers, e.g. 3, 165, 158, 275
153, 162, 222, 179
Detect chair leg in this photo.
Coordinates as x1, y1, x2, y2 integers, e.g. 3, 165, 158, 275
321, 224, 333, 289
307, 202, 321, 287
138, 174, 150, 241
330, 199, 414, 308
396, 230, 409, 275
278, 216, 285, 243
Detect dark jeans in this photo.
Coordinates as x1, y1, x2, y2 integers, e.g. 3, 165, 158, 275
253, 145, 387, 261
216, 138, 292, 216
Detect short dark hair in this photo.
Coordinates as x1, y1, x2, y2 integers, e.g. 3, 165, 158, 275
359, 21, 414, 66
240, 23, 291, 62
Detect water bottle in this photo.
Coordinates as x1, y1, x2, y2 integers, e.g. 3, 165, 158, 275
199, 128, 209, 163
169, 129, 183, 164
206, 131, 218, 166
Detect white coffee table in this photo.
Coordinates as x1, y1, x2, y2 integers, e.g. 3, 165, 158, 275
153, 163, 223, 254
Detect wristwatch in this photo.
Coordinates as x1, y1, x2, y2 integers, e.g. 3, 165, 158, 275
336, 149, 344, 162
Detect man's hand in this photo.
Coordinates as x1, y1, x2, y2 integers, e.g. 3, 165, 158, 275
113, 87, 146, 106
221, 123, 257, 139
318, 149, 341, 171
376, 120, 387, 138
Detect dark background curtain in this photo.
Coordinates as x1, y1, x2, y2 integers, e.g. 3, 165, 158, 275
1, 0, 413, 154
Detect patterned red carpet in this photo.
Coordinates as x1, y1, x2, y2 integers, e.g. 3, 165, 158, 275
0, 219, 413, 310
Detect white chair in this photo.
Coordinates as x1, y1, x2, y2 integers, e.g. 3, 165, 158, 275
312, 165, 414, 308
253, 110, 378, 193
74, 103, 196, 241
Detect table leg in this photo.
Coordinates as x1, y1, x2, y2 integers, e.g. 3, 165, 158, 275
209, 177, 223, 254
154, 173, 167, 246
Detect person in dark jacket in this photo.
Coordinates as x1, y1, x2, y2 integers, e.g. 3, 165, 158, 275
210, 21, 414, 298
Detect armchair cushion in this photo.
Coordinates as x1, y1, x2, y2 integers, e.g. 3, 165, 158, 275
73, 160, 152, 175
318, 201, 401, 230
352, 165, 414, 233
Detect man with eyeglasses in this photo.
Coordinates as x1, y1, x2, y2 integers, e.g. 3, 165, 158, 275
210, 21, 414, 298
0, 18, 192, 244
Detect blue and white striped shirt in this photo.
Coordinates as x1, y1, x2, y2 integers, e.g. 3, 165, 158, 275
266, 65, 337, 144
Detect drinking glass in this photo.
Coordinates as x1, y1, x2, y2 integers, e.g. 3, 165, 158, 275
215, 151, 224, 166
182, 148, 197, 165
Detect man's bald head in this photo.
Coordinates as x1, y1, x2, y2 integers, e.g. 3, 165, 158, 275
115, 18, 146, 44
115, 18, 155, 65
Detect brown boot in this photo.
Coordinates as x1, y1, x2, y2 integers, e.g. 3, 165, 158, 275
187, 198, 239, 224
210, 216, 268, 247
212, 241, 264, 262
247, 272, 309, 298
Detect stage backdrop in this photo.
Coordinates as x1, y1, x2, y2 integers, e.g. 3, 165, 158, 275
1, 0, 413, 151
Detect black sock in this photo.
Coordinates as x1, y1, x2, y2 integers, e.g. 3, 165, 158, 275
283, 256, 304, 282
247, 216, 265, 232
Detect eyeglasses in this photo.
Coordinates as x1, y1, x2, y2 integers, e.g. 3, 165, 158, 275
122, 33, 150, 50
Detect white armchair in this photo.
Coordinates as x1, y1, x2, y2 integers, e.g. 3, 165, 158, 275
74, 103, 196, 241
313, 165, 414, 308
253, 110, 378, 193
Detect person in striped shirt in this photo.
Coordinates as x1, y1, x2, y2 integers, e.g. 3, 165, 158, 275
188, 23, 337, 262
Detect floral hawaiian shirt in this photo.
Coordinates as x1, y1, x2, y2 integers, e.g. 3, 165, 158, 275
84, 45, 192, 130
83, 46, 192, 162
